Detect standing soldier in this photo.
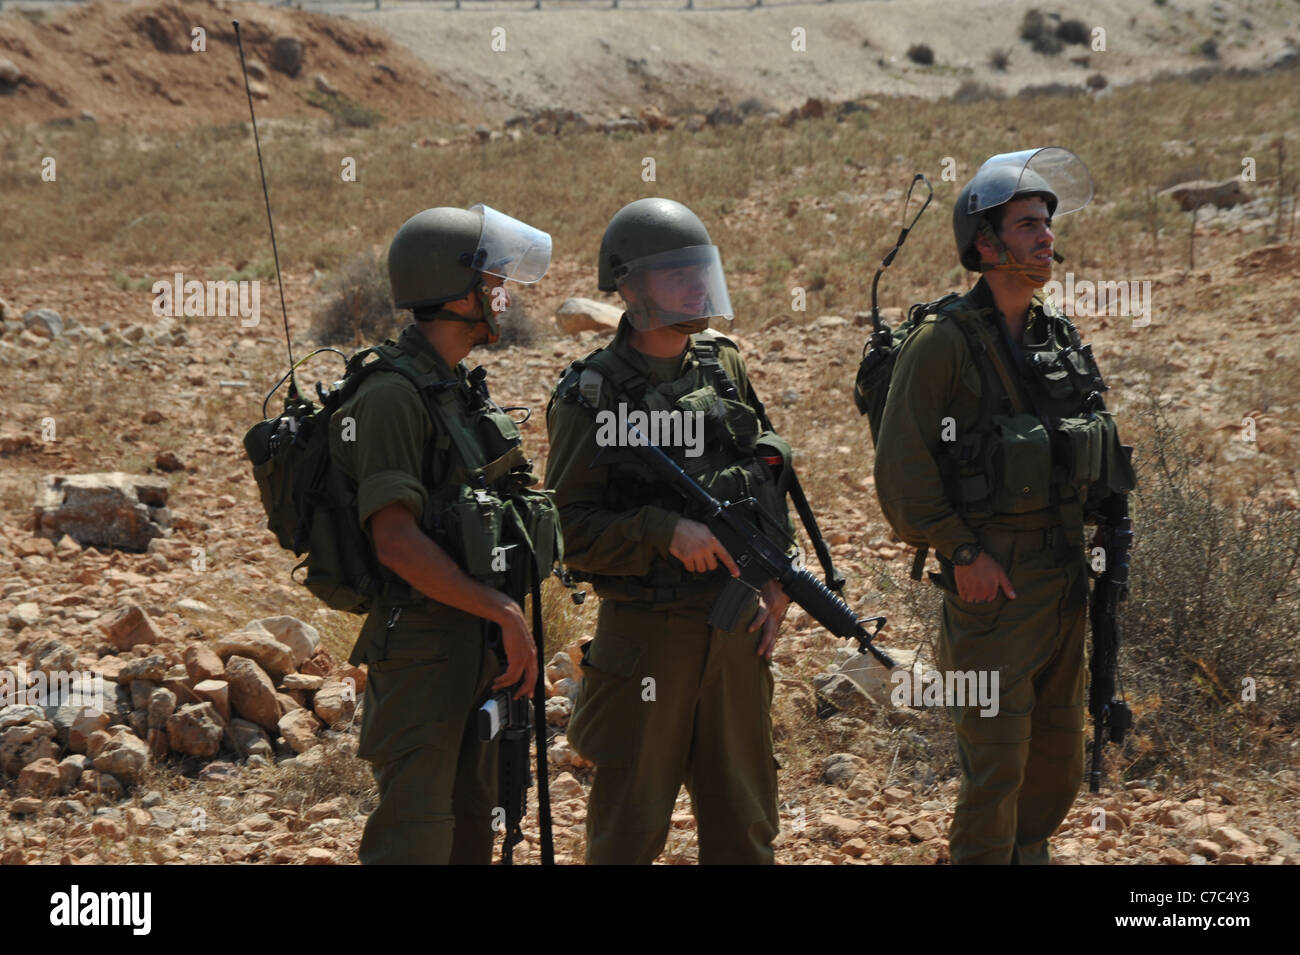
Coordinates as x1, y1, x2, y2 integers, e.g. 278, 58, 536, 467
873, 148, 1137, 864
546, 198, 794, 865
333, 204, 557, 864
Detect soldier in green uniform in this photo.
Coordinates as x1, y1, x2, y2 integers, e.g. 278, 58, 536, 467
873, 148, 1137, 864
331, 204, 557, 864
546, 198, 795, 865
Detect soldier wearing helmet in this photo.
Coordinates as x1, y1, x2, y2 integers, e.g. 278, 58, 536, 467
545, 198, 796, 864
332, 204, 556, 864
873, 149, 1137, 864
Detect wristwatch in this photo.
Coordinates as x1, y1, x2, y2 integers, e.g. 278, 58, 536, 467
950, 543, 982, 566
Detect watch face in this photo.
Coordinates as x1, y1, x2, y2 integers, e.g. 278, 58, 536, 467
953, 544, 980, 566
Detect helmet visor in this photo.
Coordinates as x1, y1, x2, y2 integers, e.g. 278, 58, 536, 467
614, 244, 734, 330
965, 147, 1094, 218
467, 203, 552, 283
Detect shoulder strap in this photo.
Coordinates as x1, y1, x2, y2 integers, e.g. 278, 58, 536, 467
690, 336, 741, 401
939, 304, 1030, 417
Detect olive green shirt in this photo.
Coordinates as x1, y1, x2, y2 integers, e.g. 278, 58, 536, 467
873, 279, 1063, 559
329, 322, 466, 534
544, 317, 759, 579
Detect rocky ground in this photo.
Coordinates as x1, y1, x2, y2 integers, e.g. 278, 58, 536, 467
1, 0, 1298, 866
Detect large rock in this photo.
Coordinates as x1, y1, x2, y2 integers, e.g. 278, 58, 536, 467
247, 616, 319, 669
0, 721, 58, 775
1159, 178, 1252, 211
117, 654, 168, 685
192, 680, 230, 722
279, 709, 322, 753
555, 297, 622, 336
21, 308, 63, 338
68, 708, 112, 754
92, 732, 150, 785
812, 672, 874, 716
223, 717, 273, 759
28, 637, 77, 676
312, 680, 355, 727
224, 656, 281, 732
831, 646, 919, 706
34, 472, 170, 552
93, 602, 162, 651
166, 702, 225, 758
8, 603, 40, 630
0, 704, 45, 730
216, 625, 295, 680
146, 687, 177, 730
183, 643, 224, 682
18, 756, 63, 797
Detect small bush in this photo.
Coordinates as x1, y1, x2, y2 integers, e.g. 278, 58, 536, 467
1021, 9, 1064, 54
1057, 18, 1090, 45
906, 44, 935, 66
1199, 37, 1220, 60
950, 80, 1006, 104
482, 298, 542, 351
311, 248, 402, 347
989, 47, 1012, 71
1121, 397, 1300, 774
303, 88, 382, 129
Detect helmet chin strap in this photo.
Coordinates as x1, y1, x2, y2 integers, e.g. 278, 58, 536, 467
435, 282, 500, 337
977, 218, 1064, 289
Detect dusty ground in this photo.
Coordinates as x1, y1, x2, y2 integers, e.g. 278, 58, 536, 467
1, 0, 1298, 866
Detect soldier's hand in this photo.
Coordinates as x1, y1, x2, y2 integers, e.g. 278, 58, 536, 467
749, 579, 790, 659
954, 552, 1017, 603
492, 600, 537, 700
669, 518, 741, 576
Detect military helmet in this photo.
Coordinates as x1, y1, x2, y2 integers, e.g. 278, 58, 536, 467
598, 198, 714, 292
388, 204, 552, 310
598, 198, 733, 329
953, 147, 1093, 271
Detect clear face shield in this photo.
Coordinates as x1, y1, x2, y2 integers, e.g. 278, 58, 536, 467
613, 244, 734, 331
463, 203, 553, 284
965, 146, 1094, 218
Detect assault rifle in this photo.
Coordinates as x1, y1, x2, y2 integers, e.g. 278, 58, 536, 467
567, 390, 895, 669
1087, 456, 1135, 793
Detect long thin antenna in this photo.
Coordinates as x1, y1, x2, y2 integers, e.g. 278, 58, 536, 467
233, 19, 298, 402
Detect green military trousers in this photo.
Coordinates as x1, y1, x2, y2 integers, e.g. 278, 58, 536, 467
352, 602, 500, 865
937, 526, 1088, 865
567, 596, 780, 865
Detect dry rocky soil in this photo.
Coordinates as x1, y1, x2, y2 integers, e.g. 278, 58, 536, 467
0, 0, 1298, 865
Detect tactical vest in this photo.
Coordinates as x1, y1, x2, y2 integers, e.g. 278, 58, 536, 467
914, 294, 1136, 527
349, 340, 562, 603
552, 331, 793, 602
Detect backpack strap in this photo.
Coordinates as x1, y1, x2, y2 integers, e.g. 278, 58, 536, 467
690, 335, 741, 401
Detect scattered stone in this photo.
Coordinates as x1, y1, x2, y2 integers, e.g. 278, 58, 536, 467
165, 702, 224, 757
551, 772, 584, 801
908, 818, 941, 841
34, 472, 170, 551
819, 812, 864, 840
28, 637, 76, 675
183, 644, 224, 683
68, 709, 111, 754
0, 720, 59, 775
198, 761, 238, 782
192, 680, 230, 722
305, 798, 347, 822
1159, 848, 1190, 865
7, 603, 40, 631
22, 308, 63, 338
57, 754, 87, 791
146, 687, 177, 730
117, 654, 168, 685
224, 656, 281, 732
18, 757, 63, 797
249, 616, 320, 668
546, 695, 572, 727
821, 752, 866, 787
215, 626, 295, 680
223, 717, 273, 759
92, 601, 163, 652
1159, 178, 1251, 211
813, 672, 874, 715
92, 733, 149, 785
1190, 838, 1221, 860
11, 797, 43, 815
279, 673, 323, 691
155, 451, 185, 472
278, 709, 322, 753
555, 297, 623, 336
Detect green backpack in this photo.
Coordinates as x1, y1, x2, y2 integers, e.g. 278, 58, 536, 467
853, 292, 977, 446
243, 344, 438, 615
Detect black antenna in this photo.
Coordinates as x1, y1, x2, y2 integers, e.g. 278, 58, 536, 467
867, 173, 933, 350
233, 19, 299, 403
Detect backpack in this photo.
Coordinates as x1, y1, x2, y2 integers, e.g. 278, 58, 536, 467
852, 293, 970, 447
243, 343, 441, 615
